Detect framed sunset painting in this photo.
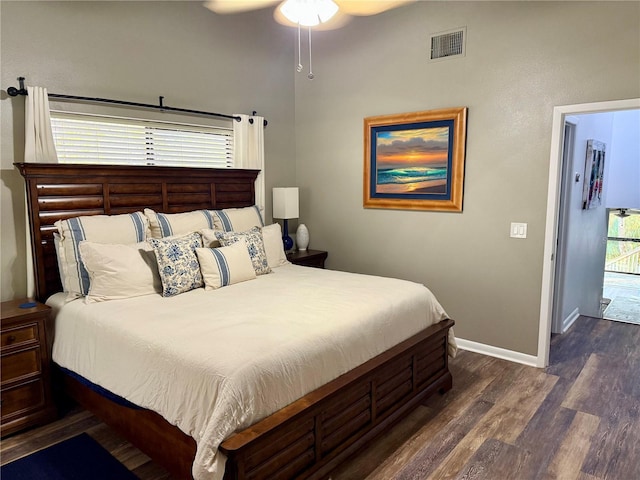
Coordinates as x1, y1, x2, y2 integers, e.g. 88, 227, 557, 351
364, 107, 467, 212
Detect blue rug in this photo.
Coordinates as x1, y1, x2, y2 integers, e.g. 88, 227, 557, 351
0, 433, 138, 480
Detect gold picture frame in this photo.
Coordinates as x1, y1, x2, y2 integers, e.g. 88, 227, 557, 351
364, 107, 468, 212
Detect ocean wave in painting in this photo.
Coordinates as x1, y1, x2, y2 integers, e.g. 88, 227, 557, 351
377, 167, 447, 185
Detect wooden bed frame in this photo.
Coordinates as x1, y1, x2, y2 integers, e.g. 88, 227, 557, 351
17, 162, 454, 480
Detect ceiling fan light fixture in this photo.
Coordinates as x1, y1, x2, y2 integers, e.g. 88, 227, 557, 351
279, 0, 339, 27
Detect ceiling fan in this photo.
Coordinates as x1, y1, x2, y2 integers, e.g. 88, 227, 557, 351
204, 0, 416, 79
203, 1, 416, 30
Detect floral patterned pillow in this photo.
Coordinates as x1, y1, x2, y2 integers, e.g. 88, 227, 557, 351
215, 226, 272, 276
148, 233, 203, 297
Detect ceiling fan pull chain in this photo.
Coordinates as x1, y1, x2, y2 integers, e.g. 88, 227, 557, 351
308, 26, 314, 80
296, 22, 303, 73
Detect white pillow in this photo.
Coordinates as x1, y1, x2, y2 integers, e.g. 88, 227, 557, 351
144, 208, 217, 238
195, 240, 256, 290
211, 205, 264, 232
79, 241, 161, 303
262, 224, 290, 268
55, 212, 150, 298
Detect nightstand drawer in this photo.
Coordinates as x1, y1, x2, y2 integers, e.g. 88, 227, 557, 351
1, 379, 45, 418
1, 348, 41, 384
1, 324, 38, 350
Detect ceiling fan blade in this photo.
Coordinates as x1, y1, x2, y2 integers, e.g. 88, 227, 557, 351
202, 0, 279, 15
336, 0, 416, 16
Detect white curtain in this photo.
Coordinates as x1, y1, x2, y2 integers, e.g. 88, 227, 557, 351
24, 86, 58, 298
233, 113, 265, 217
25, 86, 58, 163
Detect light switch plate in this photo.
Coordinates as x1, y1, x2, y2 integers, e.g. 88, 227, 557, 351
510, 222, 527, 239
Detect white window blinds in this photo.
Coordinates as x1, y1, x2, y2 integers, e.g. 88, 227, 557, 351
50, 112, 233, 168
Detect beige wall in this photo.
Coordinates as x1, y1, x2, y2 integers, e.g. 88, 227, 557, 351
0, 1, 296, 301
293, 1, 640, 355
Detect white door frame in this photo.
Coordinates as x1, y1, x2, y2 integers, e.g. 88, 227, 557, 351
537, 97, 640, 368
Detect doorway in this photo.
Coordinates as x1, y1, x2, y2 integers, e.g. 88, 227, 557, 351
537, 98, 640, 368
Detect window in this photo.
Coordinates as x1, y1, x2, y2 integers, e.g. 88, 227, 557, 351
606, 209, 640, 274
50, 112, 233, 168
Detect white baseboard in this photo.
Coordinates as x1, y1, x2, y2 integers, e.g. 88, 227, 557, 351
561, 308, 580, 334
455, 338, 538, 367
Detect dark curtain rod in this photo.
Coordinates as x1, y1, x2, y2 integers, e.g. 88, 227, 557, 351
6, 77, 267, 126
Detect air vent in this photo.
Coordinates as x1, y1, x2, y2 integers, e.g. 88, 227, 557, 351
429, 27, 466, 61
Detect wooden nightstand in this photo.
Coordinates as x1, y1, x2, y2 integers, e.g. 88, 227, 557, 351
287, 249, 328, 269
1, 299, 56, 437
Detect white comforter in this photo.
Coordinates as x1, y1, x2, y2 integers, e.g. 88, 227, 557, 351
50, 264, 456, 480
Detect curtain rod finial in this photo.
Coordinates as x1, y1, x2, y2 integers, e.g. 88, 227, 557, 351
6, 76, 27, 96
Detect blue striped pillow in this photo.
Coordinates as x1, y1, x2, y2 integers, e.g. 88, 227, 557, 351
211, 205, 264, 232
144, 208, 217, 238
195, 240, 256, 290
55, 212, 149, 298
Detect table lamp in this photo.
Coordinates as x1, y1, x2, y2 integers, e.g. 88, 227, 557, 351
272, 187, 299, 251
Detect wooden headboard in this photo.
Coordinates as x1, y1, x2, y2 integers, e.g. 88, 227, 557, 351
16, 163, 259, 302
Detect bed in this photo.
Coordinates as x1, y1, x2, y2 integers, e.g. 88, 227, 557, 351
17, 162, 456, 480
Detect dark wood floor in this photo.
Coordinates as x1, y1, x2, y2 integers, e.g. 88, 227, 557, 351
2, 316, 639, 479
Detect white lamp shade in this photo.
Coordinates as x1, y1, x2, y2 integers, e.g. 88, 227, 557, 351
273, 187, 299, 219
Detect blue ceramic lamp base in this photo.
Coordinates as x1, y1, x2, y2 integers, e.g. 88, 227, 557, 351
282, 219, 294, 251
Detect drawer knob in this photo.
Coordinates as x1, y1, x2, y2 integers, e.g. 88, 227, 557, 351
6, 335, 16, 344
